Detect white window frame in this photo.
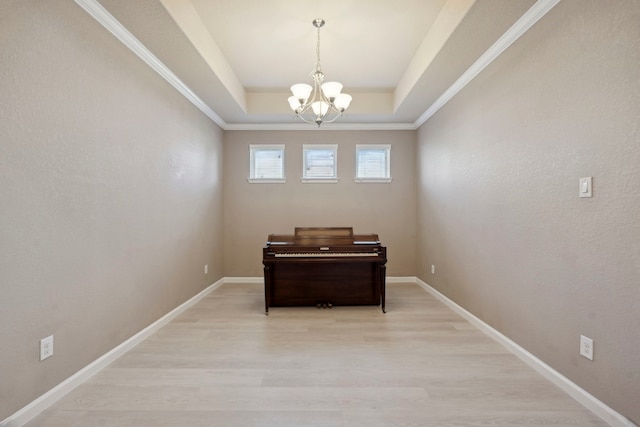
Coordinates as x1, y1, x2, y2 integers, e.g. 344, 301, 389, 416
248, 144, 286, 183
355, 144, 392, 183
302, 144, 339, 183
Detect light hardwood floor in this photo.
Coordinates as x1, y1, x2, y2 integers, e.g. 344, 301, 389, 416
26, 282, 608, 426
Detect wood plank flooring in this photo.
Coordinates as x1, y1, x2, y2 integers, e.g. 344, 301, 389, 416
26, 282, 608, 426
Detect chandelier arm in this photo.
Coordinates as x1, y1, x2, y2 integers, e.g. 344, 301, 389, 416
294, 113, 321, 125
319, 112, 346, 124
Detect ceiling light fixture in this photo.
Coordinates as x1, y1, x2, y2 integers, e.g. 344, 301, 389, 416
288, 19, 352, 127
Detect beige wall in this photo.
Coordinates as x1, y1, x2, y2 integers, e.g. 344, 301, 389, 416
416, 0, 640, 423
3, 0, 639, 424
0, 1, 224, 420
223, 130, 417, 277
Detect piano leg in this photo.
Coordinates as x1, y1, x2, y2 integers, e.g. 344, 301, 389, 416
381, 265, 387, 313
264, 264, 271, 315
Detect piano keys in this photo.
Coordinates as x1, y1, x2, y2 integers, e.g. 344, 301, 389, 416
262, 227, 387, 314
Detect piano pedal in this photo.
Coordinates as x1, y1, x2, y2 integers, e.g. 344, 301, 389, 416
327, 302, 333, 309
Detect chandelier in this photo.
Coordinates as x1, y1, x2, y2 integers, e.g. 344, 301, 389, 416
288, 19, 352, 127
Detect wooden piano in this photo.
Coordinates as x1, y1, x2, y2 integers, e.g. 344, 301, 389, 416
262, 227, 387, 314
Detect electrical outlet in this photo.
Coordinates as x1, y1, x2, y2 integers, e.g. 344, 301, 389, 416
431, 265, 435, 274
40, 335, 54, 361
580, 335, 594, 360
204, 264, 208, 274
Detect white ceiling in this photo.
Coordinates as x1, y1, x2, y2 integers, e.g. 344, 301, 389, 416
188, 0, 449, 89
79, 0, 558, 130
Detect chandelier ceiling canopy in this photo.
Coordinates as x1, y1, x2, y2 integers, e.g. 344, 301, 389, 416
287, 19, 352, 127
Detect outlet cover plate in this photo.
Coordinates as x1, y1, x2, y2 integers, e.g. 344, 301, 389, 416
40, 335, 54, 361
580, 335, 593, 360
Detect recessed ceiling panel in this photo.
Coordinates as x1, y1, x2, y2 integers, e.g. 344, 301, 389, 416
189, 0, 447, 90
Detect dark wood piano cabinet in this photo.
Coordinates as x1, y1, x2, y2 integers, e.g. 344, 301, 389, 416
262, 227, 387, 314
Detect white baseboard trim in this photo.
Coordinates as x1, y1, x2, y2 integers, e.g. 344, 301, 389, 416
386, 276, 417, 283
1, 277, 414, 425
4, 276, 633, 427
414, 277, 635, 427
1, 278, 225, 427
223, 276, 263, 284
221, 276, 417, 284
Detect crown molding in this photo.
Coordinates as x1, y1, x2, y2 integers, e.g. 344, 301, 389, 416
74, 0, 560, 132
415, 0, 561, 128
223, 122, 417, 131
73, 0, 411, 132
73, 0, 227, 129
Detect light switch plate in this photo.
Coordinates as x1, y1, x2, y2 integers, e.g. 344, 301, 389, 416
579, 177, 592, 198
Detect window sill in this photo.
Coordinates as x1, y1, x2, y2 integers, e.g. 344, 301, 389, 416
247, 178, 286, 184
301, 178, 339, 184
355, 178, 392, 183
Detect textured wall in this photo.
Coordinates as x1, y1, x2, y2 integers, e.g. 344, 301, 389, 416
223, 130, 417, 277
0, 0, 224, 420
417, 0, 639, 423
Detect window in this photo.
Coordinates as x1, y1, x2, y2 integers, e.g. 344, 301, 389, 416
302, 144, 338, 182
249, 145, 285, 183
355, 144, 391, 182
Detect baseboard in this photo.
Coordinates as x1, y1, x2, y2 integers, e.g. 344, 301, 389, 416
221, 276, 417, 284
0, 278, 225, 427
223, 276, 263, 284
414, 277, 635, 427
1, 277, 415, 426
4, 276, 633, 427
386, 276, 417, 283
